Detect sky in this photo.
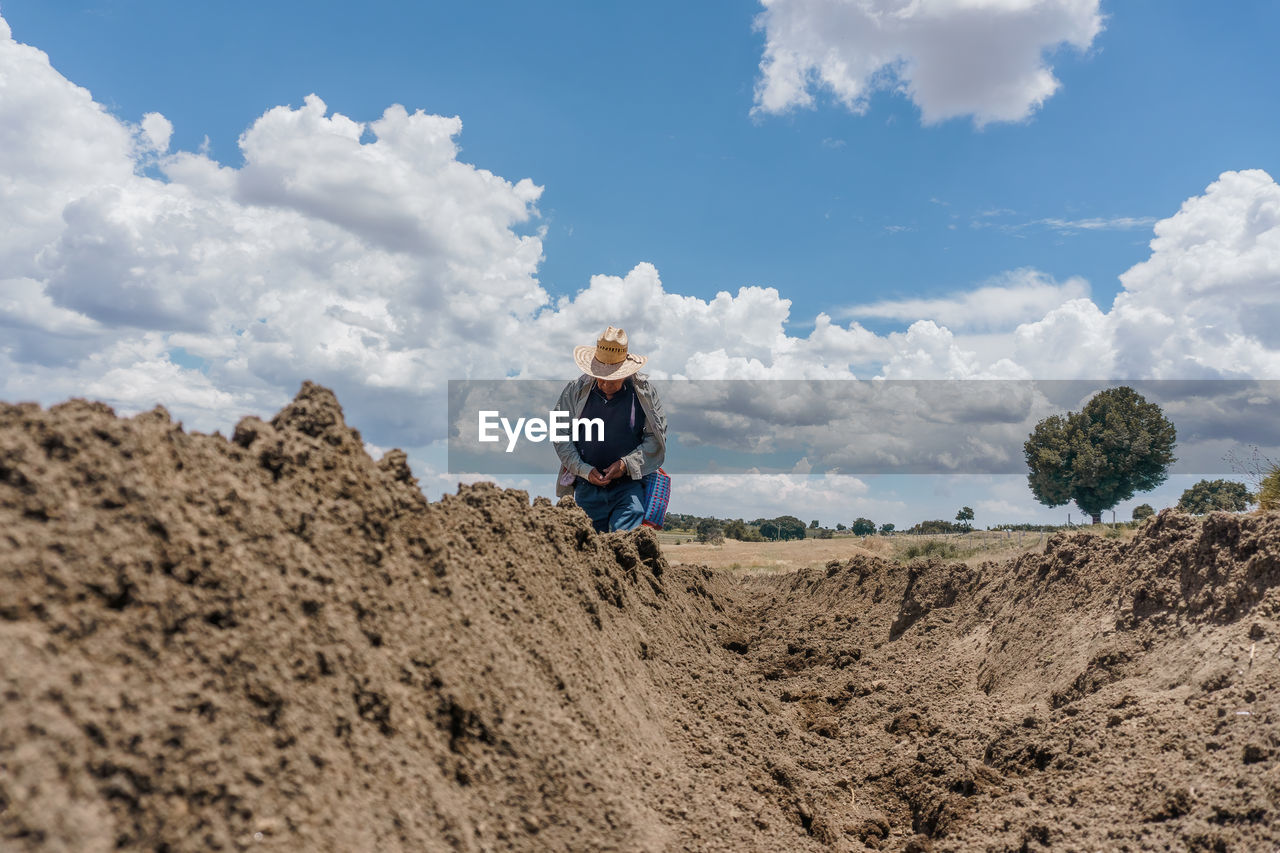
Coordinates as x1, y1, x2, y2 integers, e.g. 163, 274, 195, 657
2, 0, 1279, 527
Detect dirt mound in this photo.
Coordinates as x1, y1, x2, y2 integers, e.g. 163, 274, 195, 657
2, 384, 1279, 852
1, 384, 811, 851
735, 514, 1280, 850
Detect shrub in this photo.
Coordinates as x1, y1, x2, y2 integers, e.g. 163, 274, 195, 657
900, 539, 962, 560
1260, 465, 1280, 512
908, 519, 967, 534
696, 518, 725, 544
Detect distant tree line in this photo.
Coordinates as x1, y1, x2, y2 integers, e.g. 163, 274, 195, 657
989, 522, 1071, 532
665, 511, 990, 541
664, 466, 1266, 547
664, 514, 921, 541
665, 481, 1268, 542
664, 513, 853, 541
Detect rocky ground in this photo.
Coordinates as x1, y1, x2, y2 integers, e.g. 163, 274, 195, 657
2, 384, 1277, 851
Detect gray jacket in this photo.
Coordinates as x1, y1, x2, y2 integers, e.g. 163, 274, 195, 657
553, 373, 667, 498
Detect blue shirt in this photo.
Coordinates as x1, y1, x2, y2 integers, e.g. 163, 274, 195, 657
574, 379, 647, 479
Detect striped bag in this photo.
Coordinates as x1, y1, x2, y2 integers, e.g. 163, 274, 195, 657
640, 468, 671, 530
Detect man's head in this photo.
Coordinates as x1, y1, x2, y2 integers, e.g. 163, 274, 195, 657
573, 326, 647, 381
595, 377, 625, 396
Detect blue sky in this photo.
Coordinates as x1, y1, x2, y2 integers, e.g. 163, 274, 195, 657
9, 0, 1278, 321
2, 1, 1278, 526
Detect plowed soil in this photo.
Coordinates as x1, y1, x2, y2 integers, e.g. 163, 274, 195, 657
2, 384, 1278, 852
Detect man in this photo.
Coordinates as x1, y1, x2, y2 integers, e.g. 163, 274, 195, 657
554, 326, 666, 532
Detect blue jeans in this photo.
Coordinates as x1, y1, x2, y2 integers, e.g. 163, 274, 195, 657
574, 478, 645, 532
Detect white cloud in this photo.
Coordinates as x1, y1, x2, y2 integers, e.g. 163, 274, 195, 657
1011, 170, 1280, 380
971, 213, 1157, 234
0, 20, 134, 282
138, 112, 173, 154
517, 264, 892, 382
1115, 169, 1280, 372
1033, 215, 1156, 233
1, 16, 552, 440
752, 0, 1103, 125
843, 268, 1090, 332
1012, 297, 1114, 378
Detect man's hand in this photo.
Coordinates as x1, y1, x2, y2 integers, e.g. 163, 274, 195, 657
602, 460, 626, 481
587, 468, 610, 486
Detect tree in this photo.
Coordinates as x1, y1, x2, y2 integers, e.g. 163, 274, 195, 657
955, 506, 974, 530
850, 517, 876, 536
696, 518, 725, 544
1131, 503, 1155, 521
1024, 386, 1177, 524
836, 523, 847, 531
809, 519, 819, 529
879, 523, 895, 534
775, 516, 807, 540
1177, 479, 1254, 514
758, 515, 806, 541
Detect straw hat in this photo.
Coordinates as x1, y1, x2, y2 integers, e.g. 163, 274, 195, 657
573, 326, 647, 380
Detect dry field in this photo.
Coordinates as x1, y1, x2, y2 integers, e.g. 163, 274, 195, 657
660, 534, 886, 573
660, 527, 1134, 572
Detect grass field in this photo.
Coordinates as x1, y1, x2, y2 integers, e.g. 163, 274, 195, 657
658, 526, 1137, 574
660, 535, 886, 574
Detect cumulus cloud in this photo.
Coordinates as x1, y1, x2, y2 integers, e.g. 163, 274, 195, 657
752, 0, 1104, 125
1114, 169, 1280, 375
519, 264, 891, 382
1014, 170, 1280, 380
0, 15, 553, 441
